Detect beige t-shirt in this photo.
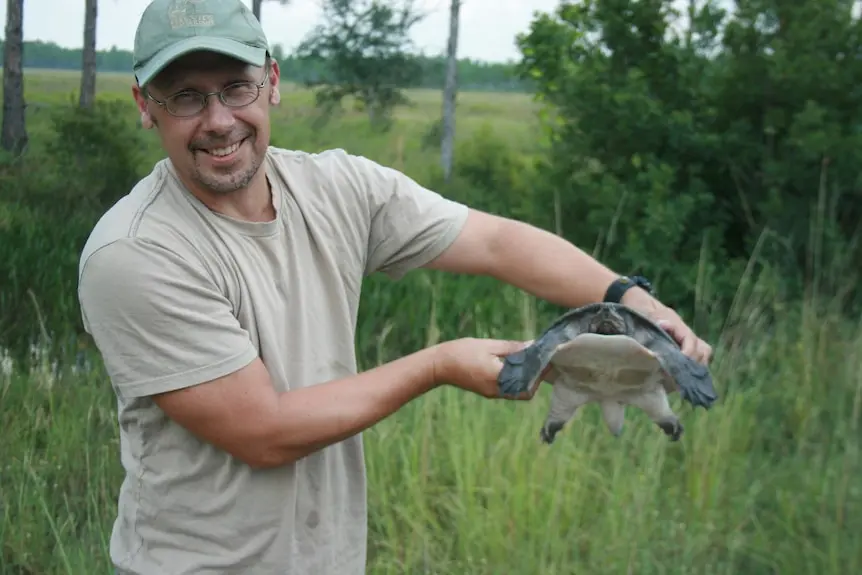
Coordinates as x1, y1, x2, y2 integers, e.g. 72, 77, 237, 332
77, 146, 469, 574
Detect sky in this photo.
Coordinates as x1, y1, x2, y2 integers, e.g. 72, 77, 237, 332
0, 0, 563, 64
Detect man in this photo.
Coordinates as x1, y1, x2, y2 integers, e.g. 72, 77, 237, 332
77, 0, 713, 573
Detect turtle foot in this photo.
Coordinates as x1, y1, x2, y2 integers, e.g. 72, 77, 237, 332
678, 375, 719, 409
657, 419, 684, 441
671, 358, 719, 409
497, 349, 536, 397
540, 420, 566, 444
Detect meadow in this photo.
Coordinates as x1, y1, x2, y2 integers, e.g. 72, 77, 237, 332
1, 68, 860, 574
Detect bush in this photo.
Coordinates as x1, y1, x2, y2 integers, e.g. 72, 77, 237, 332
0, 100, 147, 362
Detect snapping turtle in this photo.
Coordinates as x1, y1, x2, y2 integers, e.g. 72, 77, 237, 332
497, 302, 718, 443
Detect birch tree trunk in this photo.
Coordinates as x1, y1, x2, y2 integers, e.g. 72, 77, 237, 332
440, 0, 460, 183
79, 0, 98, 109
1, 0, 28, 155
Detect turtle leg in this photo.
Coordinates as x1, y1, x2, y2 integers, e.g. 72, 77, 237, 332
655, 346, 719, 409
628, 386, 684, 441
540, 381, 592, 444
497, 345, 548, 397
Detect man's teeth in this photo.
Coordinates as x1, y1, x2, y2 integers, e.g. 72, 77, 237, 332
207, 141, 242, 157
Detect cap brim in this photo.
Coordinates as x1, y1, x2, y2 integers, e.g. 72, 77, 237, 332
135, 36, 267, 87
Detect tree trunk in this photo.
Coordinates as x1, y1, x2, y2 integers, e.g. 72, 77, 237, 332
253, 0, 262, 21
80, 0, 98, 109
441, 0, 460, 183
1, 0, 28, 155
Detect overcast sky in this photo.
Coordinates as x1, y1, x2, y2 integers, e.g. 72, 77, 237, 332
0, 0, 563, 64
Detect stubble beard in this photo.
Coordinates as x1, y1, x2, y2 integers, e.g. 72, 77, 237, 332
190, 132, 265, 196
192, 152, 262, 195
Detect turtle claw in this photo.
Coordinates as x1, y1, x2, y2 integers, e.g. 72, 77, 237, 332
657, 419, 684, 441
540, 420, 566, 444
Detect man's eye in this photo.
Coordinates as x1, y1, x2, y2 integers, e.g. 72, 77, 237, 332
171, 92, 200, 104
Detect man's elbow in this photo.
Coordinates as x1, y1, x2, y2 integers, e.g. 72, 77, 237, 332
199, 424, 310, 470
229, 433, 311, 470
240, 449, 298, 470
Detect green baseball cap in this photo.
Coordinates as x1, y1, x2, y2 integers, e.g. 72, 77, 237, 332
133, 0, 270, 87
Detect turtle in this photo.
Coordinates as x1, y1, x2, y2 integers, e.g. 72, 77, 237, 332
497, 302, 718, 444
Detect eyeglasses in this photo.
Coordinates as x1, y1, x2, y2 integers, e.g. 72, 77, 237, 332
146, 68, 270, 118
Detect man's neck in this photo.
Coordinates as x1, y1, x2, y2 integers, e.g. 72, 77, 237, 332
181, 167, 276, 223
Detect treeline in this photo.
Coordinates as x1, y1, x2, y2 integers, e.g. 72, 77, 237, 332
0, 39, 530, 92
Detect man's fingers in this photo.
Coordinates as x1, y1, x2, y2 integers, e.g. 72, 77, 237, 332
657, 319, 712, 365
681, 332, 697, 358
698, 340, 714, 365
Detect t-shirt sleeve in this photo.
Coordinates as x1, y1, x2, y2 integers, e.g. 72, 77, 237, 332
345, 153, 469, 280
77, 237, 259, 399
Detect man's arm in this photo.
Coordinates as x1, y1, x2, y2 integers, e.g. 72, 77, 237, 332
152, 347, 440, 469
78, 238, 454, 469
425, 209, 713, 364
151, 336, 529, 469
424, 209, 623, 307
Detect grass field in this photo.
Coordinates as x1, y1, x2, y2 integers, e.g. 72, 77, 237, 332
2, 68, 861, 574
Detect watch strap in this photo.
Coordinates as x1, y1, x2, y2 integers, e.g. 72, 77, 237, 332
603, 275, 653, 303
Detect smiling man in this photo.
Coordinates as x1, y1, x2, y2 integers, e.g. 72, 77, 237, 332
76, 0, 713, 574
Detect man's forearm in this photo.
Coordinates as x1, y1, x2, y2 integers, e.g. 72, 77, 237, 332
258, 346, 441, 467
484, 218, 632, 308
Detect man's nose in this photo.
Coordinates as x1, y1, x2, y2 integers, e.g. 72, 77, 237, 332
199, 95, 236, 132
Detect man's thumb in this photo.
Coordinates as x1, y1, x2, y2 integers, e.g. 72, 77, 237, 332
496, 339, 532, 355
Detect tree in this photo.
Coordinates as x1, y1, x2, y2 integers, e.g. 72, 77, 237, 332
79, 0, 98, 109
251, 0, 291, 24
1, 0, 28, 155
440, 0, 461, 183
516, 0, 862, 317
294, 0, 425, 129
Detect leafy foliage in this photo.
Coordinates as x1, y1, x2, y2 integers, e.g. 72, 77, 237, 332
0, 98, 146, 360
516, 0, 862, 323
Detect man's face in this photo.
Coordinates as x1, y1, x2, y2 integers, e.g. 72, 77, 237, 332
133, 51, 280, 197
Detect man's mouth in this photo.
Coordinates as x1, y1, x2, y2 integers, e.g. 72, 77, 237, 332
197, 137, 248, 157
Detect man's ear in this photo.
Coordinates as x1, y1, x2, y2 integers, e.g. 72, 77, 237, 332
267, 58, 281, 105
132, 83, 155, 129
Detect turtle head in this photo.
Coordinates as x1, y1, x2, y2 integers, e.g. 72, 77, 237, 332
587, 305, 628, 335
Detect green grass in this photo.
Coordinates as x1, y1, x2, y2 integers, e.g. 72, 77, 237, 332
1, 68, 861, 574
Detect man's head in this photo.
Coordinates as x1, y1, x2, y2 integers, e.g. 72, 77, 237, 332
131, 0, 281, 198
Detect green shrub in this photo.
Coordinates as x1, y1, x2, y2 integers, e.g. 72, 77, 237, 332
0, 100, 147, 361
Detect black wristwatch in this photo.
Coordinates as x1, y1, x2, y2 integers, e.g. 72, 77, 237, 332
603, 275, 653, 303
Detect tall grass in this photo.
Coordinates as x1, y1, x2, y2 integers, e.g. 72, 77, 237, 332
3, 226, 861, 574
1, 69, 860, 574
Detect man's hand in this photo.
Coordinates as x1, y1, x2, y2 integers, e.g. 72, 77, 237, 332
432, 338, 533, 399
620, 287, 713, 365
